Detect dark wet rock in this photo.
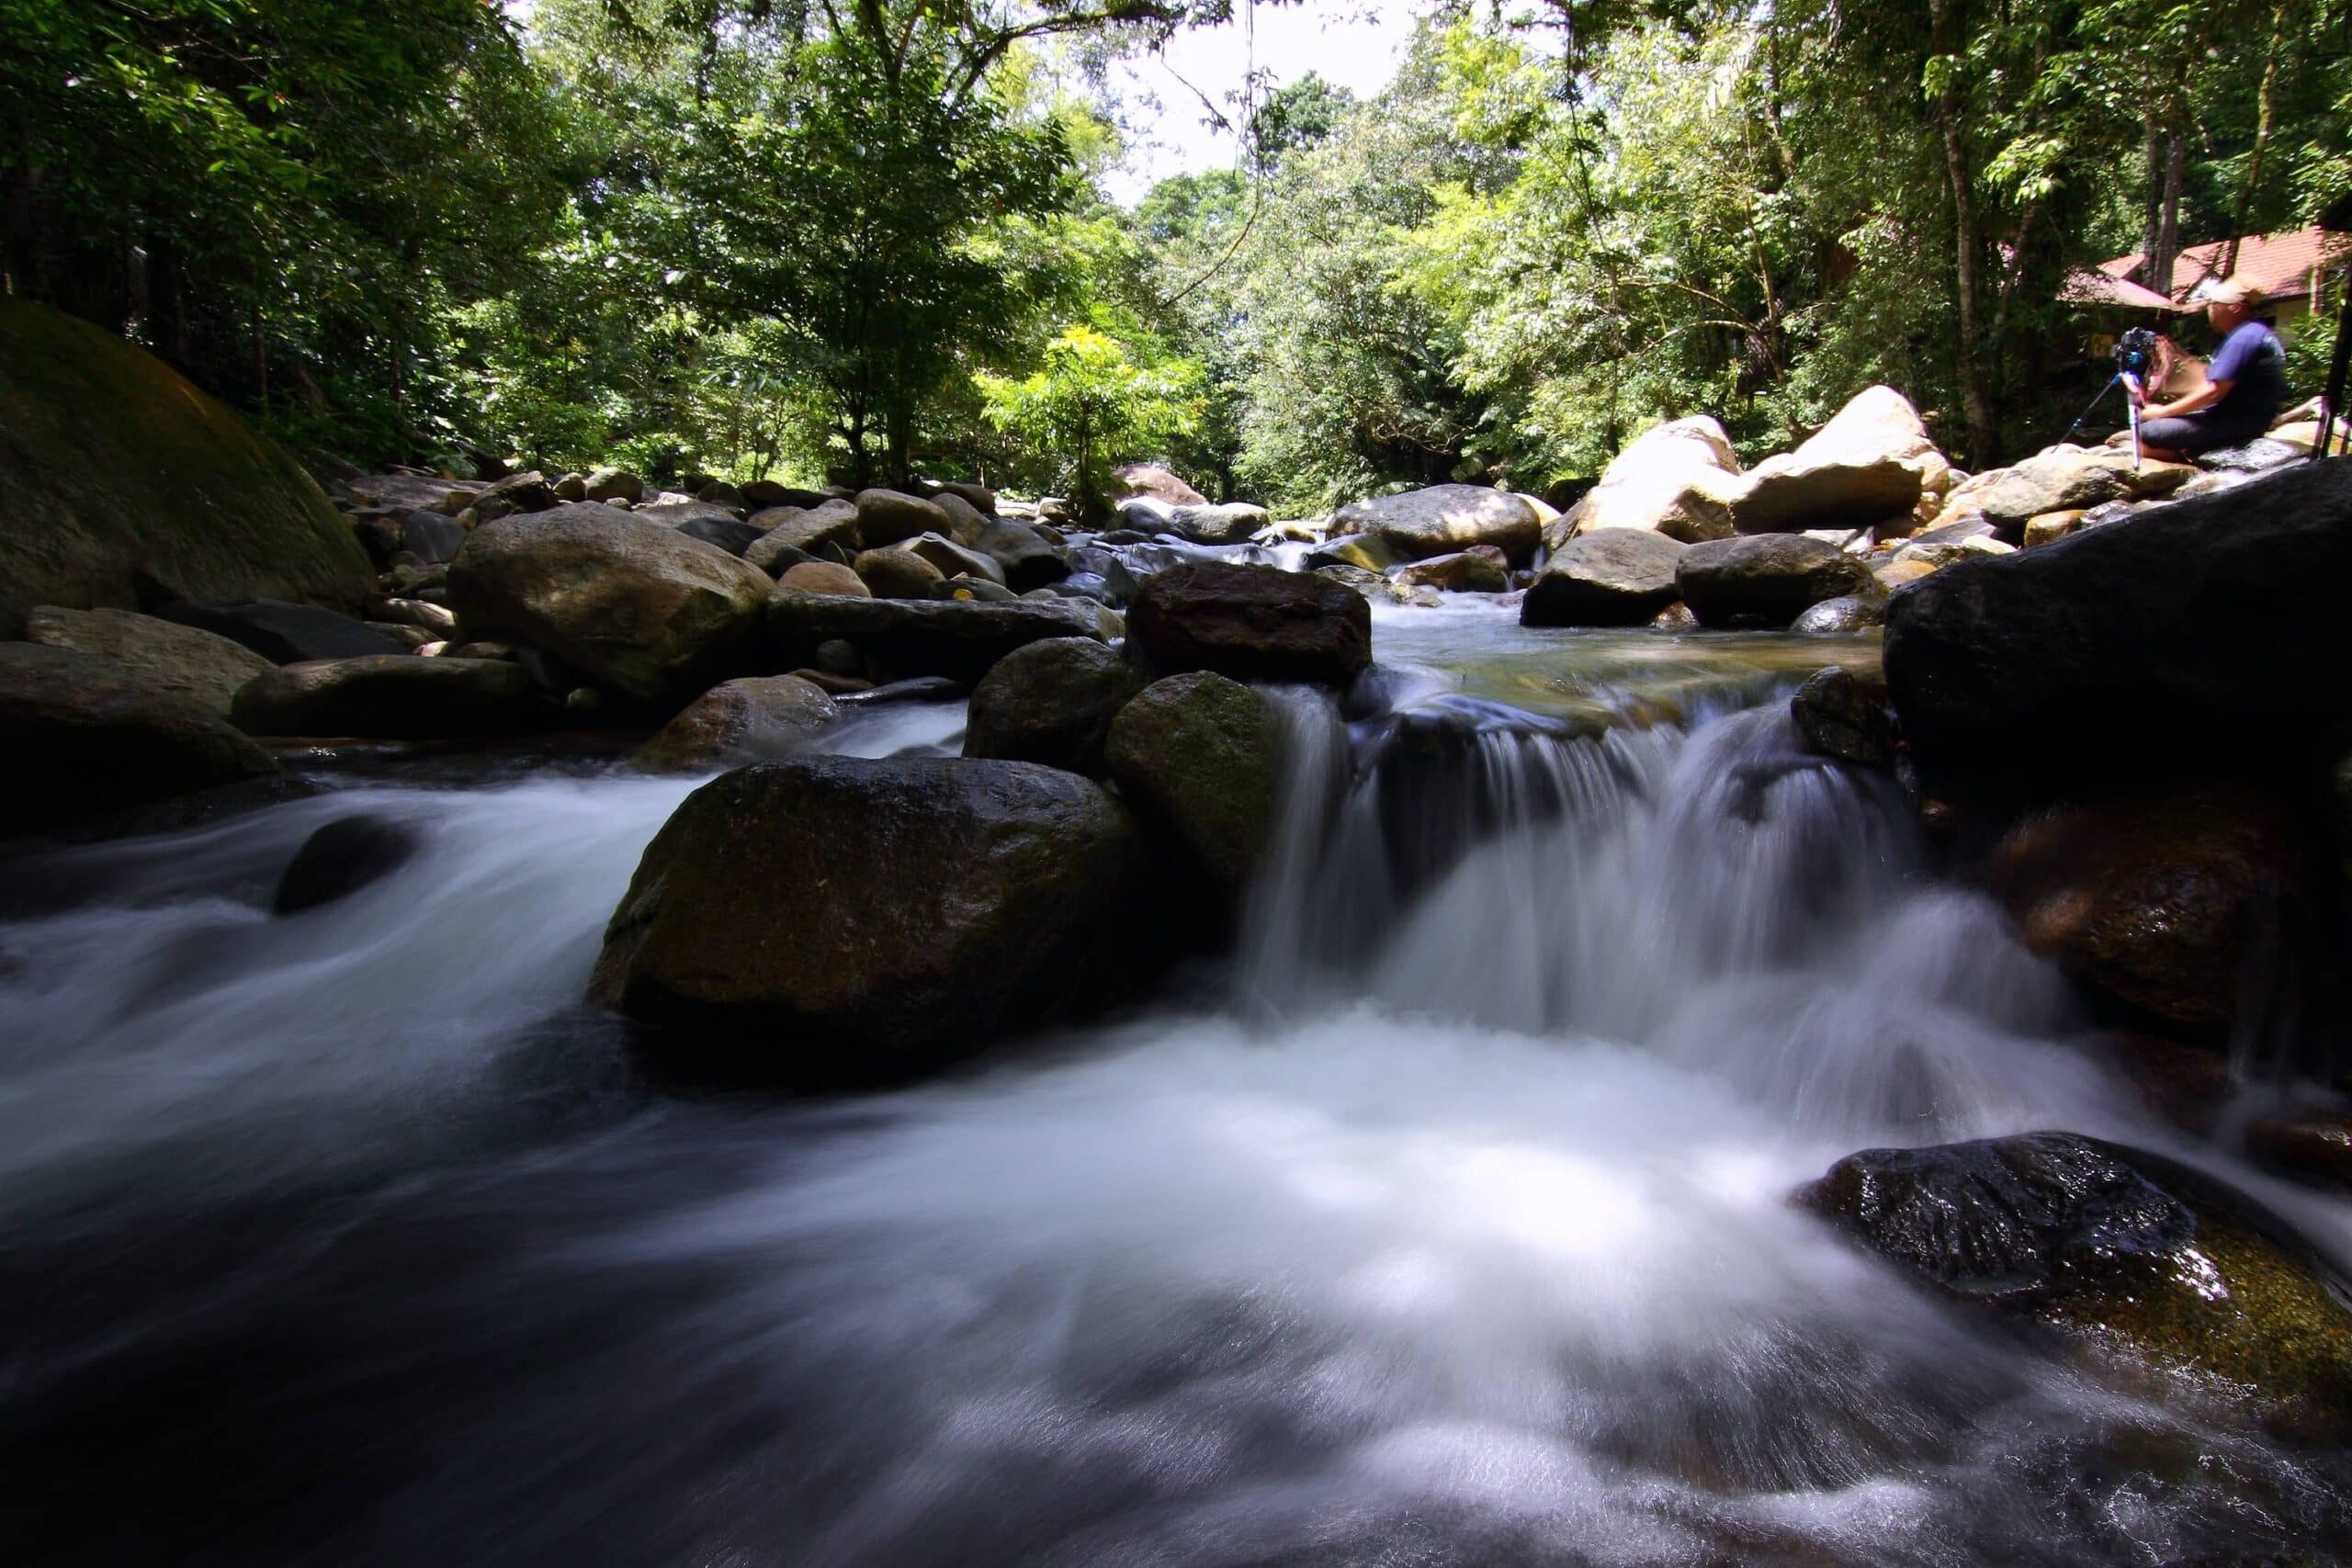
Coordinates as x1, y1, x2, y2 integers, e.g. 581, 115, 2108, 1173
2092, 1032, 2236, 1135
927, 479, 997, 517
677, 513, 768, 557
231, 656, 545, 739
468, 469, 558, 522
273, 815, 422, 914
834, 674, 968, 707
765, 592, 1102, 684
1127, 561, 1371, 687
393, 511, 468, 565
631, 673, 838, 773
1798, 1132, 2352, 1434
24, 604, 273, 718
1792, 668, 1895, 767
1989, 785, 2310, 1035
1675, 536, 1874, 628
1104, 672, 1285, 886
0, 642, 276, 829
1116, 498, 1269, 545
1330, 484, 1544, 564
589, 757, 1154, 1077
975, 519, 1070, 592
160, 598, 410, 664
1395, 546, 1509, 593
962, 637, 1142, 775
1884, 460, 2352, 784
1522, 530, 1687, 626
738, 479, 829, 511
1789, 594, 1885, 635
853, 488, 951, 547
447, 503, 771, 710
2245, 1113, 2352, 1191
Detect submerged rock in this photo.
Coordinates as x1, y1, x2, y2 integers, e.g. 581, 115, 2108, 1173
589, 757, 1154, 1077
24, 604, 273, 718
1127, 561, 1371, 686
1792, 667, 1895, 767
1330, 484, 1545, 564
447, 502, 772, 710
274, 815, 421, 914
1675, 536, 1873, 628
963, 637, 1142, 775
230, 656, 546, 739
1522, 529, 1687, 626
1799, 1132, 2352, 1434
631, 673, 838, 773
1104, 671, 1285, 886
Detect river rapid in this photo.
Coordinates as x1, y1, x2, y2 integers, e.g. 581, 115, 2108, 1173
5, 601, 2349, 1566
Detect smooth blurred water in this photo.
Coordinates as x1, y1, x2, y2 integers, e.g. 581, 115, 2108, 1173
3, 616, 2348, 1567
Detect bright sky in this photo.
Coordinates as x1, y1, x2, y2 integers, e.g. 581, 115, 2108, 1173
1100, 0, 1420, 204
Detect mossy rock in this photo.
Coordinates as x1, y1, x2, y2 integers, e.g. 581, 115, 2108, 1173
0, 299, 373, 633
1104, 671, 1285, 886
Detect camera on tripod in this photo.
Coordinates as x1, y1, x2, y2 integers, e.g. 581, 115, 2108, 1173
2114, 326, 2160, 379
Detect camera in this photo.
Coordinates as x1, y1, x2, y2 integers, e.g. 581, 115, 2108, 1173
2115, 326, 2160, 378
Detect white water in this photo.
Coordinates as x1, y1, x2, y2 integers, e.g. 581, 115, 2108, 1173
3, 641, 2349, 1566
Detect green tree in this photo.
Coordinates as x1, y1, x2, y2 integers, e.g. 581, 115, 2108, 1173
975, 321, 1204, 513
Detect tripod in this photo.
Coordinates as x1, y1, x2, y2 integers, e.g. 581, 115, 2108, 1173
2061, 369, 2145, 468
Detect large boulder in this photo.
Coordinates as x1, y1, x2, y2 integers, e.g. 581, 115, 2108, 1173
1730, 386, 1950, 536
854, 489, 952, 548
1675, 536, 1874, 627
746, 500, 862, 569
0, 299, 375, 633
962, 637, 1142, 775
1568, 415, 1745, 544
1113, 463, 1209, 508
1115, 498, 1271, 546
588, 757, 1154, 1077
631, 673, 838, 773
1988, 784, 2311, 1034
1931, 446, 2195, 538
447, 503, 772, 709
1104, 672, 1285, 886
230, 656, 545, 739
0, 642, 276, 828
1799, 1133, 2352, 1434
159, 598, 411, 663
1883, 459, 2352, 780
1126, 561, 1371, 687
766, 592, 1103, 683
1331, 484, 1546, 564
975, 519, 1070, 592
23, 604, 273, 718
1521, 530, 1688, 626
582, 467, 645, 505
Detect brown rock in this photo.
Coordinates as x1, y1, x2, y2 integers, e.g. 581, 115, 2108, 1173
631, 673, 838, 773
778, 561, 870, 598
1127, 561, 1371, 687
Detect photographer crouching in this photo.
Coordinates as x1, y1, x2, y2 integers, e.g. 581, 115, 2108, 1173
2128, 276, 2289, 460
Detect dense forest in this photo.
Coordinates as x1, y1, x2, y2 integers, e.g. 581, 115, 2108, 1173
6, 0, 2347, 508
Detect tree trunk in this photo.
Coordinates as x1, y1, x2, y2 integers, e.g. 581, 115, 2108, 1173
1928, 0, 1995, 466
2222, 4, 2287, 276
2152, 125, 2186, 299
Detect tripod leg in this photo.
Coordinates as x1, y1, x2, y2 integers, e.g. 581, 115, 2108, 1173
2064, 376, 2122, 446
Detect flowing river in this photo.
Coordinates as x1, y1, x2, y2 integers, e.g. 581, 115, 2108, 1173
5, 601, 2349, 1565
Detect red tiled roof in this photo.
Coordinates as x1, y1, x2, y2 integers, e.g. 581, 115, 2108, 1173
2062, 267, 2183, 310
2095, 227, 2350, 304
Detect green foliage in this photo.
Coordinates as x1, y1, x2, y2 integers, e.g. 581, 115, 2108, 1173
976, 321, 1204, 513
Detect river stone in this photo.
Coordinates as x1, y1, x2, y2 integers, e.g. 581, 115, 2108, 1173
1330, 484, 1544, 564
905, 532, 1005, 585
2021, 509, 2086, 547
930, 491, 992, 546
2199, 437, 2303, 473
632, 500, 742, 533
589, 757, 1152, 1075
447, 502, 771, 709
1932, 446, 2195, 538
1522, 530, 1688, 626
398, 511, 469, 565
1127, 561, 1371, 687
677, 513, 768, 557
0, 299, 375, 634
0, 642, 277, 828
1789, 594, 1885, 634
1105, 671, 1285, 886
747, 501, 863, 570
631, 673, 838, 773
1113, 463, 1208, 507
2246, 1113, 2352, 1191
1731, 386, 1949, 536
854, 544, 945, 600
929, 480, 998, 517
1569, 414, 1745, 544
158, 598, 411, 664
24, 604, 274, 718
1883, 459, 2352, 783
1798, 1132, 2352, 1434
274, 815, 422, 914
1306, 535, 1401, 574
778, 561, 869, 598
1118, 498, 1270, 546
1791, 667, 1895, 767
962, 637, 1143, 775
1988, 784, 2308, 1035
345, 473, 479, 514
1396, 547, 1510, 593
975, 519, 1070, 592
1675, 536, 1874, 628
583, 467, 643, 504
766, 592, 1103, 683
854, 489, 951, 547
231, 656, 544, 739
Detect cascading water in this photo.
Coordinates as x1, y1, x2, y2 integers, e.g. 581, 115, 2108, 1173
4, 616, 2349, 1566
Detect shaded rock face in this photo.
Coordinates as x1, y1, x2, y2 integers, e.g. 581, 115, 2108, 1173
962, 637, 1142, 775
1731, 386, 1948, 536
746, 501, 862, 569
0, 642, 276, 829
766, 592, 1103, 684
1792, 667, 1895, 767
1330, 484, 1544, 564
1675, 536, 1874, 627
1395, 547, 1509, 593
928, 491, 992, 546
854, 489, 951, 547
1989, 785, 2307, 1035
24, 604, 273, 718
583, 467, 644, 504
631, 673, 837, 773
853, 543, 945, 599
1522, 530, 1687, 626
677, 514, 767, 557
0, 299, 374, 633
231, 656, 544, 739
159, 598, 411, 665
1104, 672, 1285, 887
447, 503, 772, 709
1113, 462, 1208, 508
1569, 415, 1744, 544
1883, 459, 2352, 784
975, 519, 1070, 592
1798, 1133, 2352, 1433
588, 757, 1152, 1077
903, 533, 1004, 585
397, 511, 469, 565
345, 474, 477, 513
274, 815, 421, 914
1127, 561, 1371, 687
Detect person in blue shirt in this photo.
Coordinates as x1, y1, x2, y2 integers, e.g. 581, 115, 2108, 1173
2132, 276, 2289, 459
